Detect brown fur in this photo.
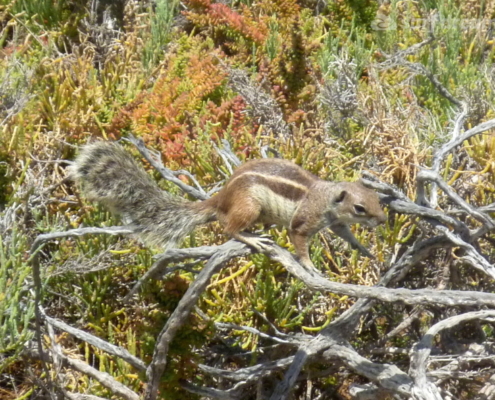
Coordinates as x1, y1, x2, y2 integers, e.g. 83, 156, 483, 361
72, 143, 386, 267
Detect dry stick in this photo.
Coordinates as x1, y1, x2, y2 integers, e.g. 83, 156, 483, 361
180, 380, 243, 400
225, 66, 291, 139
427, 116, 495, 208
409, 310, 495, 400
268, 235, 440, 399
364, 175, 495, 280
401, 60, 463, 108
63, 356, 140, 400
269, 327, 416, 399
46, 322, 64, 394
33, 228, 495, 397
427, 103, 469, 208
25, 345, 139, 400
215, 322, 292, 345
365, 308, 422, 354
40, 308, 147, 372
378, 37, 478, 209
29, 226, 135, 400
436, 226, 495, 279
348, 384, 393, 400
125, 134, 209, 200
197, 329, 417, 398
417, 169, 495, 229
362, 176, 469, 237
211, 237, 462, 398
36, 230, 495, 398
450, 202, 495, 216
268, 243, 495, 307
198, 357, 296, 382
214, 139, 242, 174
379, 36, 434, 69
63, 393, 110, 400
269, 348, 312, 400
145, 239, 437, 398
131, 236, 495, 309
476, 375, 495, 400
299, 250, 429, 396
320, 338, 413, 395
134, 231, 495, 400
123, 244, 224, 302
379, 36, 461, 108
144, 241, 251, 400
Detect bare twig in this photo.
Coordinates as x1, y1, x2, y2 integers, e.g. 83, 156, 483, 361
423, 117, 495, 208
214, 139, 242, 174
63, 392, 110, 400
197, 357, 295, 382
215, 322, 292, 345
144, 241, 252, 400
62, 356, 140, 400
409, 311, 495, 400
427, 103, 469, 207
224, 66, 291, 139
25, 346, 140, 400
126, 134, 209, 200
417, 169, 495, 229
41, 308, 147, 372
378, 36, 462, 108
123, 244, 224, 302
29, 226, 136, 400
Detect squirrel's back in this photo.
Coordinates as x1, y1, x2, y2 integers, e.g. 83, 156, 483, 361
70, 142, 216, 248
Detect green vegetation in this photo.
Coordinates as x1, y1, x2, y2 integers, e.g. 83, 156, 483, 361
1, 0, 495, 398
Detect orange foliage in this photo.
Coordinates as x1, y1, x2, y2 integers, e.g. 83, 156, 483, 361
185, 0, 268, 46
110, 40, 251, 164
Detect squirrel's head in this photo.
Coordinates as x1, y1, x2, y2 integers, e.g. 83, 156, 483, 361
329, 181, 386, 228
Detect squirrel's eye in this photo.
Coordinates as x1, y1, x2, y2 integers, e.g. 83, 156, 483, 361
354, 204, 367, 214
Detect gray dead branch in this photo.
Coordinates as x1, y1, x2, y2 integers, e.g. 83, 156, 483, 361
24, 342, 138, 400
409, 311, 495, 400
63, 393, 110, 400
29, 222, 495, 399
126, 134, 210, 200
224, 66, 291, 139
41, 307, 147, 372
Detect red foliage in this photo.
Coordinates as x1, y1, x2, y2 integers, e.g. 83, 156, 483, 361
185, 0, 267, 46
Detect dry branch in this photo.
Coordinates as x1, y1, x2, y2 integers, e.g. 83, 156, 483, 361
225, 66, 291, 139
417, 169, 495, 229
378, 36, 462, 108
144, 241, 253, 400
198, 357, 295, 382
31, 222, 495, 399
126, 134, 210, 200
40, 308, 147, 372
29, 226, 136, 400
24, 344, 140, 400
409, 310, 495, 400
62, 356, 140, 400
63, 393, 110, 400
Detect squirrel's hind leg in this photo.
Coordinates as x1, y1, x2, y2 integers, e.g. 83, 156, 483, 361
218, 197, 272, 252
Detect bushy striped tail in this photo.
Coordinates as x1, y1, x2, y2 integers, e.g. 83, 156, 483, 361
70, 142, 216, 249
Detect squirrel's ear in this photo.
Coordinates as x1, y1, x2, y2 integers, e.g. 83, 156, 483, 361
334, 190, 347, 204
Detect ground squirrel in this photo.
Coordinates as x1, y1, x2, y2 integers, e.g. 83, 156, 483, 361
70, 142, 386, 268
